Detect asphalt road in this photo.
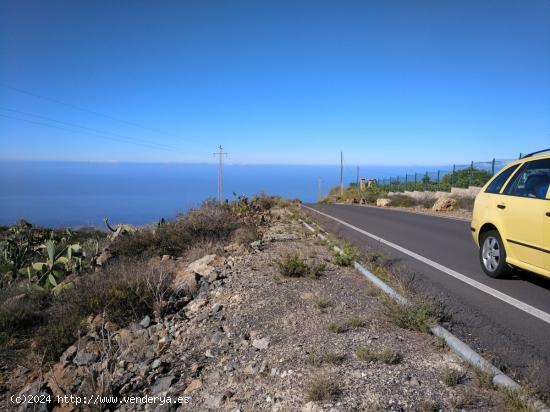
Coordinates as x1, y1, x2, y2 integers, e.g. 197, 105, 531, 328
303, 203, 550, 395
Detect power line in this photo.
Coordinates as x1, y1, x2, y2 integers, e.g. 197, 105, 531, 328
0, 113, 177, 151
0, 82, 182, 139
0, 106, 178, 151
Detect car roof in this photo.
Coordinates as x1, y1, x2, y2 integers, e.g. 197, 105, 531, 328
505, 152, 550, 168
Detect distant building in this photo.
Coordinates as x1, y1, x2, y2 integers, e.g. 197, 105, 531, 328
359, 178, 377, 190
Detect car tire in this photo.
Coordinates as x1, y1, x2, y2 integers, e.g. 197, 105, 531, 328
479, 230, 510, 278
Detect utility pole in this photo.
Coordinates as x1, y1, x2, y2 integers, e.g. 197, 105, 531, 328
356, 166, 360, 186
213, 145, 228, 203
317, 177, 323, 201
340, 151, 344, 196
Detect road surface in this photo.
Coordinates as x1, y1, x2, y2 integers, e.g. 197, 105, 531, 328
303, 203, 550, 395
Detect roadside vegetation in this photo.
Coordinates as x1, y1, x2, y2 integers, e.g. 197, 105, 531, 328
321, 166, 491, 212
0, 194, 288, 365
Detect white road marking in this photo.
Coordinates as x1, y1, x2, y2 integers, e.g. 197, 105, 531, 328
303, 205, 550, 325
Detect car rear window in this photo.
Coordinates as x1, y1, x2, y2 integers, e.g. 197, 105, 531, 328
503, 158, 550, 199
485, 164, 519, 194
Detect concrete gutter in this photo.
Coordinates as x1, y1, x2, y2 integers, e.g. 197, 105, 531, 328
299, 218, 550, 412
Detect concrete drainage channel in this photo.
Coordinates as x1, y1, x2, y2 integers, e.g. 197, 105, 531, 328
299, 218, 550, 412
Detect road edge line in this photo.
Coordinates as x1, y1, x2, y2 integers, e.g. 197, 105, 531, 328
298, 217, 550, 412
301, 204, 550, 325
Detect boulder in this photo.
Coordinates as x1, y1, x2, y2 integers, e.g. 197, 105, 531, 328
252, 337, 270, 350
150, 375, 176, 395
173, 268, 199, 294
432, 197, 457, 212
376, 198, 392, 207
183, 379, 202, 394
73, 351, 99, 366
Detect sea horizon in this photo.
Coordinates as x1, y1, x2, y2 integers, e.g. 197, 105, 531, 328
0, 160, 466, 228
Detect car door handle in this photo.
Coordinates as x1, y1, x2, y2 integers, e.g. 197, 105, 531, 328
546, 212, 550, 217
497, 204, 506, 209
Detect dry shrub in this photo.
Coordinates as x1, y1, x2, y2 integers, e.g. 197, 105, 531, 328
231, 225, 258, 245
453, 196, 476, 211
111, 202, 241, 258
0, 287, 48, 349
35, 258, 174, 361
306, 375, 340, 401
389, 194, 418, 207
418, 195, 437, 209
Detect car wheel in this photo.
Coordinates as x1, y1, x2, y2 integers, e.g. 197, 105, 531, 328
479, 230, 509, 278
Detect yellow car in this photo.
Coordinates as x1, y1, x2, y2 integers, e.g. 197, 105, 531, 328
471, 149, 550, 278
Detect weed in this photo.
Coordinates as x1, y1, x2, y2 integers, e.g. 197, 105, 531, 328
435, 336, 447, 350
346, 316, 368, 328
322, 352, 345, 365
384, 297, 439, 333
328, 321, 349, 333
441, 367, 464, 387
278, 254, 325, 278
473, 367, 494, 390
451, 391, 476, 409
333, 253, 354, 267
499, 387, 536, 412
278, 254, 310, 277
355, 347, 401, 364
305, 375, 340, 401
313, 296, 332, 309
328, 316, 368, 333
308, 262, 326, 278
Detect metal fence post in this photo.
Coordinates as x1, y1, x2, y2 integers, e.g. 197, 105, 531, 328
414, 173, 417, 190
437, 170, 440, 191
469, 161, 474, 187
451, 164, 455, 187
491, 158, 495, 175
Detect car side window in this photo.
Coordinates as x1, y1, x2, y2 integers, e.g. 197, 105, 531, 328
485, 164, 519, 194
503, 159, 550, 199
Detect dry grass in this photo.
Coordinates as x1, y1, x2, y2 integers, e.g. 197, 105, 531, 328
328, 316, 368, 333
305, 375, 340, 401
355, 346, 402, 364
307, 351, 345, 367
441, 367, 464, 387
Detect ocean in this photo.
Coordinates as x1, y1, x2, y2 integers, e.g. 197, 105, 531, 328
0, 161, 448, 228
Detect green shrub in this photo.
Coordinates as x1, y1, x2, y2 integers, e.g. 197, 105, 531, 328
278, 254, 310, 277
333, 253, 353, 266
278, 255, 324, 278
334, 244, 358, 266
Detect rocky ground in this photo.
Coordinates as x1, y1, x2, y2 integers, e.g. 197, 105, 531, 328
4, 206, 511, 411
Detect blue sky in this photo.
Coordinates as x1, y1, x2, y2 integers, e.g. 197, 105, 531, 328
1, 0, 549, 165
